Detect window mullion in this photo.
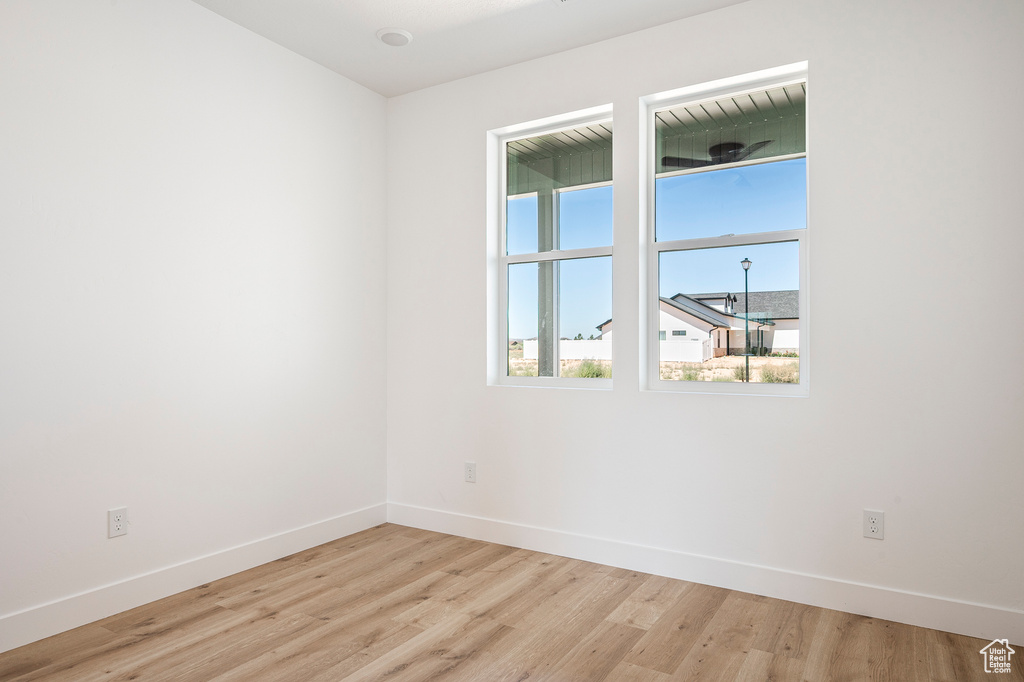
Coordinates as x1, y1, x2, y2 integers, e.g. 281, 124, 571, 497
505, 246, 613, 265
655, 152, 806, 181
655, 229, 804, 254
537, 187, 556, 377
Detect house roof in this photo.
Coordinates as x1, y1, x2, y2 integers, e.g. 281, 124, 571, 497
673, 290, 798, 319
688, 292, 737, 303
660, 295, 736, 328
598, 289, 797, 331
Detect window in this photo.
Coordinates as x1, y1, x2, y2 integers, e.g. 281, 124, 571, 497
645, 66, 808, 394
490, 109, 614, 386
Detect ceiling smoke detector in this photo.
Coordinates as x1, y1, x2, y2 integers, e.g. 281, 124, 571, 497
376, 28, 413, 47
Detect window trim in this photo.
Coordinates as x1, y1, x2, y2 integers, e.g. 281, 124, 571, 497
641, 64, 809, 396
487, 105, 614, 389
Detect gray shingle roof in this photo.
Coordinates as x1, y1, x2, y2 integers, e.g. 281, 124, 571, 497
689, 292, 737, 302
673, 290, 798, 319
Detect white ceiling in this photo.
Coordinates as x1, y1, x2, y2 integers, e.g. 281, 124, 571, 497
190, 0, 752, 97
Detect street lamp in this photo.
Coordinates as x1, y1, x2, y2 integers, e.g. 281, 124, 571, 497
741, 258, 751, 382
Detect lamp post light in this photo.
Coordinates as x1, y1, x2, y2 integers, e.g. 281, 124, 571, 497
741, 258, 751, 382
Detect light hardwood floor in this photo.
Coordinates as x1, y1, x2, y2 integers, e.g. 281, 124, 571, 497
1, 524, 1018, 681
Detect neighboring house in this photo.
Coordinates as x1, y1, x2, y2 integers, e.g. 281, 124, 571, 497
598, 290, 799, 362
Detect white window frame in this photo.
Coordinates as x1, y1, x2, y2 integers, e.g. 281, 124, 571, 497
487, 105, 614, 389
641, 63, 809, 396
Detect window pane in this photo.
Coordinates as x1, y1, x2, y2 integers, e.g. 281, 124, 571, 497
506, 194, 538, 255
558, 185, 613, 250
502, 116, 613, 382
655, 83, 806, 174
656, 158, 806, 241
654, 81, 806, 242
658, 242, 799, 383
507, 257, 612, 379
508, 262, 539, 376
559, 256, 612, 378
506, 121, 612, 255
507, 122, 613, 196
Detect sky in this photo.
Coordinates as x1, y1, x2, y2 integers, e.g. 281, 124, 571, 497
507, 159, 805, 339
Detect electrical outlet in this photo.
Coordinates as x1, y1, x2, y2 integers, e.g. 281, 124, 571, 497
863, 509, 884, 540
464, 462, 477, 483
108, 507, 128, 538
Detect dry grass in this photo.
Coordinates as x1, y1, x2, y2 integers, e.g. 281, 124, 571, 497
508, 354, 798, 383
660, 355, 799, 383
508, 358, 612, 378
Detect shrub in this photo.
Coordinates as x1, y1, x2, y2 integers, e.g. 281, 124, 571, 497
678, 363, 702, 381
761, 362, 799, 383
563, 359, 611, 378
732, 365, 749, 382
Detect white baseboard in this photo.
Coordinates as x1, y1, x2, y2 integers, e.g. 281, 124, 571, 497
387, 502, 1024, 645
0, 503, 387, 654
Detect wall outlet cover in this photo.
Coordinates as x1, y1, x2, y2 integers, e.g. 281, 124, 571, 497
108, 508, 128, 538
863, 509, 884, 540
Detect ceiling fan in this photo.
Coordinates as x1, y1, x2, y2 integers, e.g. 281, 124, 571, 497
661, 140, 773, 169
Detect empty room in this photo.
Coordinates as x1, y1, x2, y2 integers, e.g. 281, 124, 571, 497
1, 0, 1022, 680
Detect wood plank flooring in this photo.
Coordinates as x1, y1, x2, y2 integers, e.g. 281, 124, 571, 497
1, 524, 1018, 681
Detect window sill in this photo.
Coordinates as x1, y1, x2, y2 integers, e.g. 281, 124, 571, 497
492, 376, 613, 391
648, 379, 807, 397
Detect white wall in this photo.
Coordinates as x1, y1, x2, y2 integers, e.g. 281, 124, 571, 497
764, 322, 799, 352
0, 0, 388, 651
659, 309, 709, 339
658, 307, 707, 363
523, 339, 613, 361
387, 0, 1024, 642
659, 341, 706, 363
